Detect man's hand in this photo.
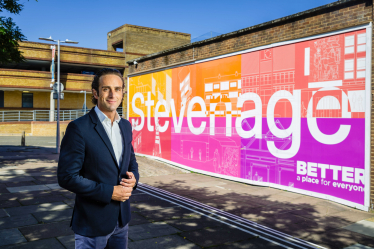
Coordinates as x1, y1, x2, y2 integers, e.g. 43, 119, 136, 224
120, 171, 136, 188
111, 185, 132, 202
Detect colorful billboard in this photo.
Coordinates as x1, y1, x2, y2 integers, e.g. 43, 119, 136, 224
128, 26, 371, 210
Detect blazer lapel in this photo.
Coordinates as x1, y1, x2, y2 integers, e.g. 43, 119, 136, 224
118, 119, 127, 171
89, 109, 118, 168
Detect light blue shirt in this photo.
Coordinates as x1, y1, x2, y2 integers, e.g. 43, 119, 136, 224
94, 106, 123, 166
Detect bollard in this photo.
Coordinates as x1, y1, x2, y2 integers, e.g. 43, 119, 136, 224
21, 131, 25, 146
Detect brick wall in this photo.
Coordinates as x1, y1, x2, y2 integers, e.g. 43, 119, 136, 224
0, 121, 70, 136
0, 122, 31, 135
126, 0, 374, 209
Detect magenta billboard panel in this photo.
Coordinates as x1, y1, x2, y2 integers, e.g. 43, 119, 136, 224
129, 25, 372, 210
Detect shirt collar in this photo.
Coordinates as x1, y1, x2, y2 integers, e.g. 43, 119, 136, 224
94, 106, 121, 124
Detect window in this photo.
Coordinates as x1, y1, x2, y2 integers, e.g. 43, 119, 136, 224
22, 93, 33, 108
112, 40, 123, 52
0, 91, 3, 108
345, 35, 355, 54
344, 59, 354, 79
357, 33, 366, 52
357, 58, 366, 78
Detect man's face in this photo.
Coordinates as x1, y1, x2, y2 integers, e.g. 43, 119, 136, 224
94, 74, 123, 112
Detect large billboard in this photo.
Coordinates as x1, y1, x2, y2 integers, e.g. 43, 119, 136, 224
128, 25, 371, 211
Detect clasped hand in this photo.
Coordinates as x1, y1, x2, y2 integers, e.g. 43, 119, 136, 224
111, 171, 136, 202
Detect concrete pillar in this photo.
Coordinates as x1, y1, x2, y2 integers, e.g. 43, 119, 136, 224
49, 91, 55, 122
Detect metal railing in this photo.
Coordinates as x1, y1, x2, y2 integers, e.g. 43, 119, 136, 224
0, 108, 123, 122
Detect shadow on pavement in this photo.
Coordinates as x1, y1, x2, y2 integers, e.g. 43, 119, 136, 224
137, 177, 374, 249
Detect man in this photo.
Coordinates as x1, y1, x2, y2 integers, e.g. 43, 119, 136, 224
58, 68, 139, 249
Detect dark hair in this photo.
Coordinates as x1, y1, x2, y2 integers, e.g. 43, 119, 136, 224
91, 68, 125, 105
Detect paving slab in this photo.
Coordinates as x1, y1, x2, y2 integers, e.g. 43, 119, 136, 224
180, 225, 256, 248
0, 228, 27, 246
6, 185, 50, 193
279, 216, 353, 238
5, 202, 70, 216
220, 206, 275, 223
136, 206, 196, 221
18, 220, 73, 241
260, 219, 318, 239
180, 189, 234, 201
130, 203, 141, 213
212, 237, 285, 249
0, 214, 38, 230
133, 198, 179, 211
343, 244, 374, 249
129, 212, 152, 226
5, 182, 37, 187
332, 210, 374, 223
261, 212, 312, 227
303, 228, 374, 249
289, 203, 351, 219
129, 193, 161, 203
0, 209, 9, 218
128, 222, 181, 241
137, 156, 190, 177
17, 195, 66, 206
56, 235, 74, 249
128, 234, 201, 249
63, 199, 75, 207
32, 209, 73, 223
165, 214, 226, 232
25, 172, 56, 177
0, 170, 26, 176
48, 189, 71, 195
0, 176, 36, 183
193, 181, 228, 188
343, 220, 374, 238
61, 192, 75, 199
0, 200, 21, 209
0, 186, 10, 194
0, 191, 53, 201
32, 176, 58, 184
0, 238, 65, 249
45, 184, 62, 190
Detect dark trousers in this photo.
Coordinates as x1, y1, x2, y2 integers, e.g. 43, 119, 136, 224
75, 221, 128, 249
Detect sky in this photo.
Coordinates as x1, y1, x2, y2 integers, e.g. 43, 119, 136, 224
3, 0, 337, 50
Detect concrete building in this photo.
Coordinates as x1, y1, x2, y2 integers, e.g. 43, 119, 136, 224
0, 25, 190, 135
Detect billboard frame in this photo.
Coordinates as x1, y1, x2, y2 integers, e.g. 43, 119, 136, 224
128, 22, 372, 211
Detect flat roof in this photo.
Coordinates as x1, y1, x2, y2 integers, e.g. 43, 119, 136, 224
108, 24, 190, 36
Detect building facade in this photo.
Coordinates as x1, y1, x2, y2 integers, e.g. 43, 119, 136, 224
0, 25, 191, 135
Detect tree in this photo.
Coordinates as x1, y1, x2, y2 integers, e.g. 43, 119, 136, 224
0, 0, 27, 64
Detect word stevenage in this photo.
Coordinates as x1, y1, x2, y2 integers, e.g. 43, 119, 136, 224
132, 89, 352, 159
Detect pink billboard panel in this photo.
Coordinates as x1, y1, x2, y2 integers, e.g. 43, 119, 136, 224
129, 27, 371, 210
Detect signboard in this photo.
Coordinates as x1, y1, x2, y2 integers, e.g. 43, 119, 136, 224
52, 83, 64, 92
53, 92, 64, 100
128, 25, 372, 210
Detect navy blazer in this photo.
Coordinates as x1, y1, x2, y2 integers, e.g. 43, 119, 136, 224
57, 108, 139, 237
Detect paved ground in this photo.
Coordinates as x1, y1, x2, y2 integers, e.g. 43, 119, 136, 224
0, 145, 373, 248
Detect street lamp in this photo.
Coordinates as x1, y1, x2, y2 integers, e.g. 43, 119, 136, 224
80, 90, 87, 114
39, 37, 79, 154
